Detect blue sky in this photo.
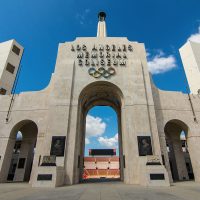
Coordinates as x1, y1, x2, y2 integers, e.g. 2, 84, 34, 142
1, 0, 200, 155
85, 107, 119, 156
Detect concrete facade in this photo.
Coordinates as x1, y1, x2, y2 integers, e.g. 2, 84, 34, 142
180, 41, 200, 94
0, 13, 200, 187
0, 39, 23, 94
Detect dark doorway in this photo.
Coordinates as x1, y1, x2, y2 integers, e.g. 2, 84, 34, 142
5, 120, 38, 182
165, 120, 194, 182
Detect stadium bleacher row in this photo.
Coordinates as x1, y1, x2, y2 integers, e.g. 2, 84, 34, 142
83, 156, 120, 179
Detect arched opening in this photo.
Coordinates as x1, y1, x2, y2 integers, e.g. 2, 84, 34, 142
83, 106, 120, 182
75, 81, 124, 183
164, 120, 194, 182
5, 120, 38, 182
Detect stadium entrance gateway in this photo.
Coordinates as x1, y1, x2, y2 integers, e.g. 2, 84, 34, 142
76, 85, 124, 183
80, 106, 122, 182
0, 12, 199, 188
69, 12, 169, 186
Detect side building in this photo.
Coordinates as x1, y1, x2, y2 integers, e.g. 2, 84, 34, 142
0, 40, 23, 95
179, 41, 200, 94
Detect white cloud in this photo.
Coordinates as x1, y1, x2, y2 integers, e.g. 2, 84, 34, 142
76, 9, 91, 25
187, 26, 200, 43
86, 115, 106, 137
98, 134, 118, 148
146, 51, 150, 57
147, 51, 177, 74
85, 137, 90, 145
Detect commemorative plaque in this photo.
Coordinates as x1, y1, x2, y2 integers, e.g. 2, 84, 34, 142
41, 155, 56, 166
137, 136, 153, 156
146, 155, 161, 165
50, 136, 66, 157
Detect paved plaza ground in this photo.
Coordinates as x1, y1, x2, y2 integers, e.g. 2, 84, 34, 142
0, 181, 200, 200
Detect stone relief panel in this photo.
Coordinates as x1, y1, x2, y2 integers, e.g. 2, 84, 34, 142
50, 136, 66, 157
137, 136, 153, 156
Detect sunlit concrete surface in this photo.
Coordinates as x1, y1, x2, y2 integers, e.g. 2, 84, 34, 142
0, 181, 200, 200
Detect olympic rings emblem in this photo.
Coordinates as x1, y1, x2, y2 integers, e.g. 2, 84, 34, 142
88, 67, 116, 78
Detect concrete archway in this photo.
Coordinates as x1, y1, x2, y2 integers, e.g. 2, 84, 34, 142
74, 81, 124, 183
0, 120, 38, 182
164, 119, 194, 182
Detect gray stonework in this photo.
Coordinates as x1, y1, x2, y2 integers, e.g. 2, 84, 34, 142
0, 14, 200, 187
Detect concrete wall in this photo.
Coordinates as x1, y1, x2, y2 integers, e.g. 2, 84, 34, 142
0, 40, 23, 94
50, 37, 169, 186
180, 41, 200, 94
0, 88, 49, 183
152, 81, 200, 183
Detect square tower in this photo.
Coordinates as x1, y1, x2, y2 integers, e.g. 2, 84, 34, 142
179, 41, 200, 94
0, 39, 23, 95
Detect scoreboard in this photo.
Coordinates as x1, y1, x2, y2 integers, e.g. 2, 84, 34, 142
89, 149, 116, 156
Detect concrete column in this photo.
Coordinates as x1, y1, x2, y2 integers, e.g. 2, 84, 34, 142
172, 138, 189, 180
168, 139, 179, 181
169, 132, 189, 181
24, 139, 35, 181
159, 132, 173, 183
121, 106, 140, 185
65, 105, 78, 185
187, 136, 200, 182
29, 135, 44, 184
0, 137, 15, 182
14, 138, 35, 182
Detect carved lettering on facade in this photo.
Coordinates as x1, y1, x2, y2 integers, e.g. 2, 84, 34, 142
113, 59, 118, 66
120, 60, 126, 66
78, 59, 83, 66
92, 45, 97, 51
91, 59, 95, 66
85, 59, 90, 66
123, 44, 126, 52
128, 45, 133, 51
106, 45, 110, 51
112, 45, 116, 51
106, 52, 111, 58
77, 52, 83, 58
82, 45, 87, 51
99, 52, 104, 58
76, 45, 81, 51
85, 52, 89, 58
71, 44, 133, 78
107, 59, 111, 66
91, 52, 97, 58
71, 45, 75, 51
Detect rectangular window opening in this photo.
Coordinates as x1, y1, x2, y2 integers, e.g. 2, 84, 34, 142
12, 45, 20, 55
6, 63, 15, 74
0, 88, 7, 95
